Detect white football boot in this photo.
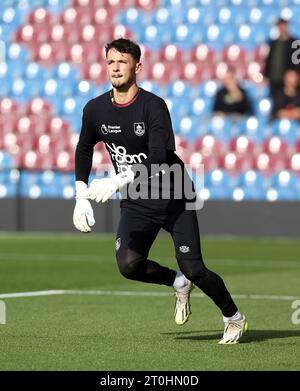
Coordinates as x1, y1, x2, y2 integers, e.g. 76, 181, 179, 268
218, 314, 248, 344
174, 281, 194, 325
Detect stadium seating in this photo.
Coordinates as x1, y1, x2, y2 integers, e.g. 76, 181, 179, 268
0, 0, 300, 200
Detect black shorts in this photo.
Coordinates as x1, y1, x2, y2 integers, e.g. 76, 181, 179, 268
116, 200, 203, 262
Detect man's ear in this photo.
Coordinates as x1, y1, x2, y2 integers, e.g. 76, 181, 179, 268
135, 62, 142, 75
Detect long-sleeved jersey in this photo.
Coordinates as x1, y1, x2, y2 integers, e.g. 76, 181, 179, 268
75, 88, 194, 209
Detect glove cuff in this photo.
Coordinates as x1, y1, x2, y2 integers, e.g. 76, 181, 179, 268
75, 181, 88, 200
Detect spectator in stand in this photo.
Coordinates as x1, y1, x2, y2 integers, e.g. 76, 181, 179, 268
271, 68, 300, 121
264, 18, 297, 94
213, 68, 253, 117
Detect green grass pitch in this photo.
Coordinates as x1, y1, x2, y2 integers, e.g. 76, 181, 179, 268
0, 233, 299, 371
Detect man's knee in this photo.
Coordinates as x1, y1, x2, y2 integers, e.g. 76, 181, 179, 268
178, 258, 208, 282
116, 251, 146, 280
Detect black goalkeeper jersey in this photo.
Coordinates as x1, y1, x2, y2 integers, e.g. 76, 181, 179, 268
75, 88, 194, 210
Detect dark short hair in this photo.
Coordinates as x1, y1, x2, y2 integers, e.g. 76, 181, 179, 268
276, 17, 288, 25
105, 38, 141, 62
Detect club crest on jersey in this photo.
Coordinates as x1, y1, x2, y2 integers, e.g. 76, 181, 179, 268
133, 122, 145, 136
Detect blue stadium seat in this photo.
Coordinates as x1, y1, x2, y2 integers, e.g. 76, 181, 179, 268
205, 169, 234, 200
272, 119, 298, 144
242, 116, 267, 142
178, 115, 200, 142
0, 151, 14, 169
272, 187, 299, 200
0, 74, 12, 97
0, 183, 17, 198
166, 81, 193, 99
207, 116, 235, 143
271, 170, 298, 190
238, 170, 265, 188
232, 186, 264, 201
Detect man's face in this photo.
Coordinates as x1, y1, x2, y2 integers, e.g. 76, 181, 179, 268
222, 71, 236, 89
106, 48, 141, 90
284, 70, 299, 88
278, 21, 288, 37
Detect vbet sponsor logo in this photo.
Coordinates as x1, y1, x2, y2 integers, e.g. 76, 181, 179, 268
105, 142, 147, 170
97, 143, 205, 211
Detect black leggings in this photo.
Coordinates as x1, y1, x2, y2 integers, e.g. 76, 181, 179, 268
115, 205, 237, 317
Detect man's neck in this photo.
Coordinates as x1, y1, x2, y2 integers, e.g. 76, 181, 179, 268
284, 86, 297, 96
112, 84, 139, 104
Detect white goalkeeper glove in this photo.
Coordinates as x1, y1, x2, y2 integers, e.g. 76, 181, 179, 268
73, 181, 95, 232
88, 168, 134, 203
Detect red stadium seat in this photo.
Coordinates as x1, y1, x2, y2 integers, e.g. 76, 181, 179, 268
16, 116, 36, 135
159, 45, 183, 64
220, 152, 254, 173
82, 61, 107, 83
36, 134, 70, 154
294, 140, 300, 153
174, 135, 193, 163
289, 153, 300, 173
25, 98, 52, 116
229, 136, 257, 155
222, 45, 247, 64
183, 62, 203, 84
48, 117, 71, 138
92, 7, 116, 27
27, 8, 57, 26
189, 44, 215, 65
263, 137, 289, 156
68, 133, 79, 153
80, 42, 103, 63
17, 150, 55, 170
189, 152, 220, 171
253, 44, 269, 63
0, 114, 18, 134
55, 150, 75, 171
150, 62, 172, 85
254, 152, 288, 174
59, 7, 81, 25
194, 135, 223, 157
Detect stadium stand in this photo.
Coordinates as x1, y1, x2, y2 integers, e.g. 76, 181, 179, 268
0, 0, 300, 200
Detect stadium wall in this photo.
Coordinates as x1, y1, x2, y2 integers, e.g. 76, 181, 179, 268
0, 200, 299, 237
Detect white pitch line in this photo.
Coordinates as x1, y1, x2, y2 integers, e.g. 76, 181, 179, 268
0, 290, 66, 299
0, 289, 299, 301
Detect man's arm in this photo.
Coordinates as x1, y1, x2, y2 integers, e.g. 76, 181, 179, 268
133, 97, 175, 176
73, 106, 100, 232
75, 108, 101, 184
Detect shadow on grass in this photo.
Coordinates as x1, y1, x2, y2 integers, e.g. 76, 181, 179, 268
161, 330, 300, 343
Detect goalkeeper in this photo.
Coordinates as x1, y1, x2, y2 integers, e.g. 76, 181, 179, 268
73, 38, 247, 344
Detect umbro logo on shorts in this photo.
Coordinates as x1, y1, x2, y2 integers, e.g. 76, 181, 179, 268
179, 245, 190, 253
116, 237, 121, 251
